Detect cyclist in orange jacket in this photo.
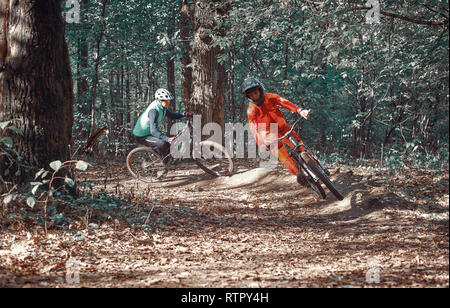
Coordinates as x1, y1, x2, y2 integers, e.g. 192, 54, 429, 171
242, 77, 311, 185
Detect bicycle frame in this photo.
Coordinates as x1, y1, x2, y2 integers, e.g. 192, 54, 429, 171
270, 116, 329, 181
173, 116, 194, 141
290, 142, 320, 182
152, 116, 194, 163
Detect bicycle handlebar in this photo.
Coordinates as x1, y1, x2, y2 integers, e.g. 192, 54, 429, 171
269, 115, 305, 147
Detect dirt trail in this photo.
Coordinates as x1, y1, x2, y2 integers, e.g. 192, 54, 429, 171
0, 159, 448, 287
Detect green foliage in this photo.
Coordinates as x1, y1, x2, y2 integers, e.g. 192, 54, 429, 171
0, 120, 32, 181
2, 158, 92, 234
219, 0, 449, 167
65, 0, 449, 168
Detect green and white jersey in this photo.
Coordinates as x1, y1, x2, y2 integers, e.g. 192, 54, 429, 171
133, 100, 167, 137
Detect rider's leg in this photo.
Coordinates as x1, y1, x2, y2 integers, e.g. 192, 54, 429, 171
273, 144, 298, 175
290, 131, 323, 168
149, 137, 171, 165
135, 136, 148, 147
135, 136, 171, 165
274, 139, 308, 186
288, 132, 308, 184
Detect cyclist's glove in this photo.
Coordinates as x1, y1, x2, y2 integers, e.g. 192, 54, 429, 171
185, 112, 194, 118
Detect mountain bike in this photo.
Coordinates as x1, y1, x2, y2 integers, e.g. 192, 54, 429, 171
126, 116, 234, 183
271, 116, 345, 201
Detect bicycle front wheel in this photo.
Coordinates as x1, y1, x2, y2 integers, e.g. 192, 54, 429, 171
306, 175, 327, 200
301, 152, 345, 201
126, 147, 167, 183
194, 140, 234, 177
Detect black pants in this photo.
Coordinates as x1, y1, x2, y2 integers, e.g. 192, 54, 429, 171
135, 136, 171, 164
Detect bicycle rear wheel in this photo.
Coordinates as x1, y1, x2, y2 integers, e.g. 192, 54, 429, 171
195, 140, 234, 177
127, 147, 167, 183
301, 152, 344, 201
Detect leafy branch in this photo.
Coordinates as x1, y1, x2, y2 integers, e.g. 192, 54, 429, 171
37, 160, 91, 235
2, 158, 91, 235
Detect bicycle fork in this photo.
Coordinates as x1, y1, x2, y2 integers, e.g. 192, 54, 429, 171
287, 137, 320, 182
290, 137, 330, 174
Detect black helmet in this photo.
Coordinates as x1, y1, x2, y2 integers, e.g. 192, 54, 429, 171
242, 77, 265, 106
242, 77, 263, 93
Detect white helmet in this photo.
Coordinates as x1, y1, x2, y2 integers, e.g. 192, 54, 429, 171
155, 88, 173, 101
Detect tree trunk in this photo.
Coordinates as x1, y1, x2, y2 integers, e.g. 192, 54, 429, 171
0, 0, 74, 190
77, 0, 89, 114
167, 5, 176, 135
125, 65, 131, 141
107, 70, 114, 145
116, 69, 123, 136
179, 0, 193, 109
88, 0, 108, 138
228, 45, 236, 122
189, 0, 229, 131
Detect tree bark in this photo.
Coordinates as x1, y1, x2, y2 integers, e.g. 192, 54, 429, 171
0, 0, 74, 189
228, 45, 236, 122
179, 0, 193, 109
125, 65, 131, 141
189, 0, 229, 131
88, 0, 108, 138
77, 0, 89, 115
167, 5, 176, 135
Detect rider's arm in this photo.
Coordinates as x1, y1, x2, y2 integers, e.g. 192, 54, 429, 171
272, 94, 302, 113
247, 106, 268, 146
166, 109, 184, 120
273, 94, 311, 118
148, 109, 170, 142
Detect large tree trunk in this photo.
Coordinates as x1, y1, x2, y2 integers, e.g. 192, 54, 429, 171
189, 0, 229, 130
0, 0, 74, 191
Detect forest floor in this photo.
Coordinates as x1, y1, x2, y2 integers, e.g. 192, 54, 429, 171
0, 158, 448, 288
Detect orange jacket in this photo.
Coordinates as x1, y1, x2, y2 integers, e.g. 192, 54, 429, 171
247, 93, 301, 147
